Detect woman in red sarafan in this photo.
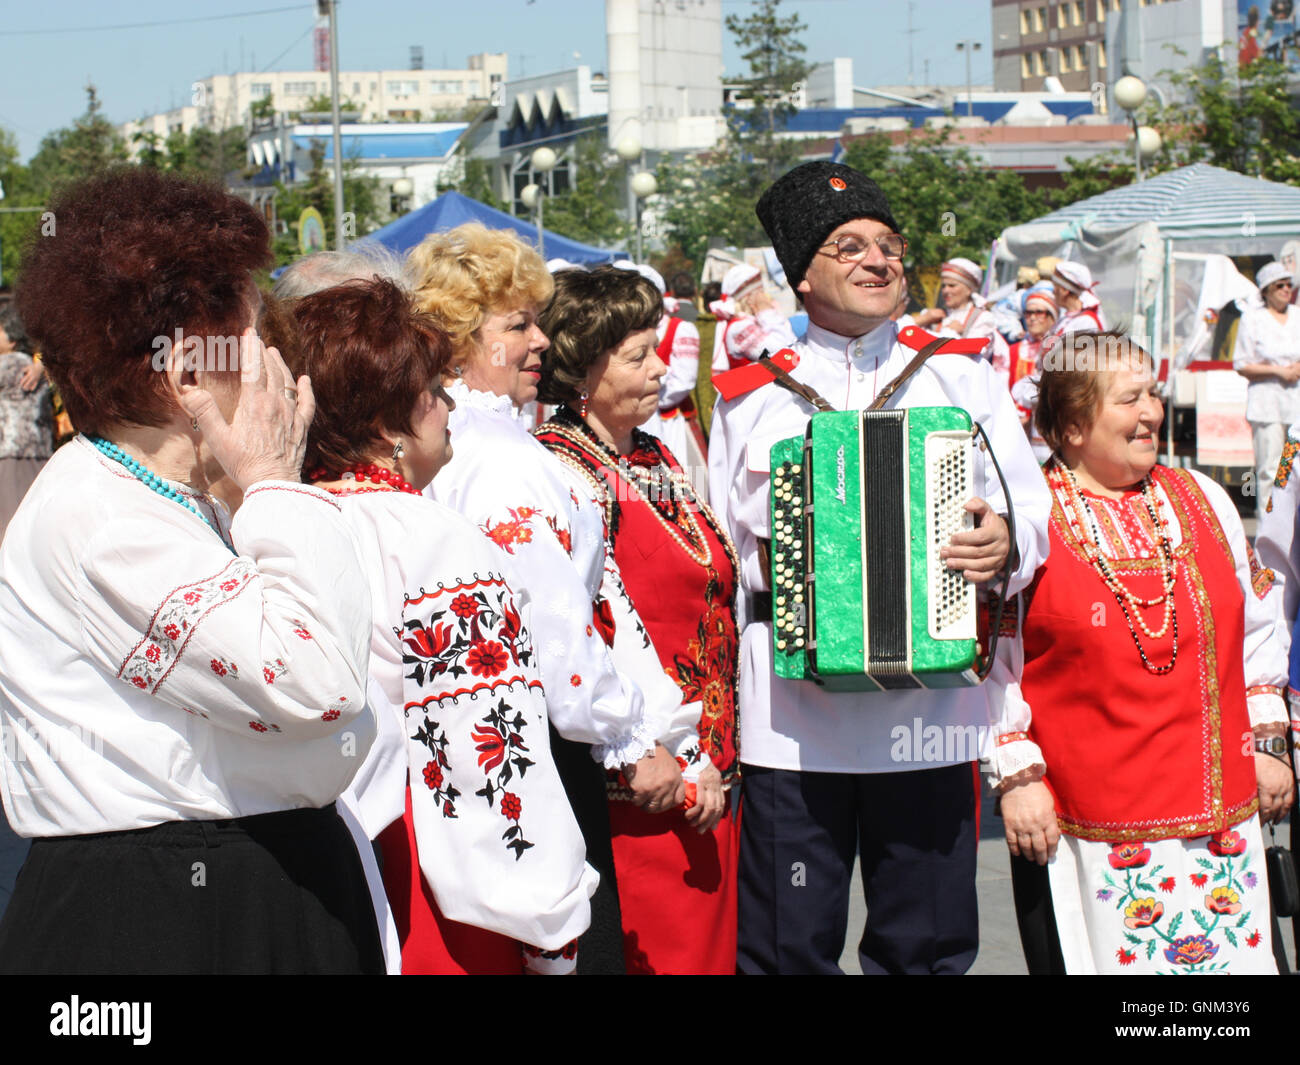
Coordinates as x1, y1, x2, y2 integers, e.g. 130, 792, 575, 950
535, 265, 741, 975
991, 332, 1293, 975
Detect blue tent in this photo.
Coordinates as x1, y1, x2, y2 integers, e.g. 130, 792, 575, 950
362, 189, 627, 263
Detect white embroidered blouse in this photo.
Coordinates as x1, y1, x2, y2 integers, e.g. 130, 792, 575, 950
335, 490, 597, 967
0, 437, 375, 837
429, 381, 684, 768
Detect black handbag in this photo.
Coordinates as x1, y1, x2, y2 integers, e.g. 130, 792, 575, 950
1266, 824, 1299, 918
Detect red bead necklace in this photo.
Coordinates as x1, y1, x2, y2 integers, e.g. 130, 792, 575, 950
308, 463, 421, 496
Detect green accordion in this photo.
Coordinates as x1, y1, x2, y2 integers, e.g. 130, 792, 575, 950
768, 407, 981, 691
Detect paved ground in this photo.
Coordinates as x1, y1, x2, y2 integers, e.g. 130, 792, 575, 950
0, 791, 1291, 973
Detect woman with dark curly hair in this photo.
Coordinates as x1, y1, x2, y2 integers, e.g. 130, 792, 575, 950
287, 277, 596, 974
534, 265, 741, 974
0, 168, 381, 974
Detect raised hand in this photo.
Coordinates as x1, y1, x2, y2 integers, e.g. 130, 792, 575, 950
178, 328, 315, 491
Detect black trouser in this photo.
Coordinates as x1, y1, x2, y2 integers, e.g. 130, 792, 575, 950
737, 761, 979, 974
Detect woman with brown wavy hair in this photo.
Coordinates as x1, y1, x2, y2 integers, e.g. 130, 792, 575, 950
535, 265, 740, 975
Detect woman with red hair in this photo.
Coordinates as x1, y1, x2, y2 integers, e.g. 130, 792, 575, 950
288, 277, 596, 974
0, 169, 381, 974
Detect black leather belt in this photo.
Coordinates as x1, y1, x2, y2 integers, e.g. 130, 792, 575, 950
750, 591, 772, 622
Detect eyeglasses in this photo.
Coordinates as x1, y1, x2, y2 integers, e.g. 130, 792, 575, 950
818, 233, 907, 263
1024, 309, 1055, 317
1273, 280, 1295, 290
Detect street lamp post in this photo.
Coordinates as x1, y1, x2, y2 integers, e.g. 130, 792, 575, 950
955, 40, 981, 117
615, 135, 642, 258
1114, 74, 1162, 182
630, 170, 657, 264
526, 146, 557, 258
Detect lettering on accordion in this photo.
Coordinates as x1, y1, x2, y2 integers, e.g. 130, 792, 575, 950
768, 408, 982, 691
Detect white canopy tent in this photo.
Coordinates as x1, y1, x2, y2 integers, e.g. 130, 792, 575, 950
993, 164, 1300, 471
993, 163, 1300, 366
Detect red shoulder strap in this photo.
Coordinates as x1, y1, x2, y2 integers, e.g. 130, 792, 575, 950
898, 324, 987, 357
711, 347, 800, 402
656, 316, 682, 360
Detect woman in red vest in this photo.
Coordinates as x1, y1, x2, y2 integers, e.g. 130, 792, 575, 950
535, 265, 740, 974
993, 331, 1294, 974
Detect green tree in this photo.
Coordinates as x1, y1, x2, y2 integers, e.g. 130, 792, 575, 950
1148, 53, 1300, 183
724, 0, 811, 182
162, 126, 248, 183
271, 139, 382, 265
0, 127, 43, 286
654, 0, 811, 270
27, 85, 129, 193
654, 146, 772, 267
1042, 152, 1134, 210
541, 135, 630, 247
842, 127, 1045, 293
448, 156, 503, 210
251, 93, 276, 122
299, 93, 363, 118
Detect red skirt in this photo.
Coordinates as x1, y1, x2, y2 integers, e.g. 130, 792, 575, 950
609, 798, 740, 975
376, 787, 523, 975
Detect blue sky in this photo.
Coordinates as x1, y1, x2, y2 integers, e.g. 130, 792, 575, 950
0, 0, 994, 161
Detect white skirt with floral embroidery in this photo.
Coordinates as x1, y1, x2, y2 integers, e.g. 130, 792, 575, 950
1047, 816, 1277, 974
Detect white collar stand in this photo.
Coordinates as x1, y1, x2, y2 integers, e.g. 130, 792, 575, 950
803, 317, 897, 365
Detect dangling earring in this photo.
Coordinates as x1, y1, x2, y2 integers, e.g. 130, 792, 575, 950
392, 439, 406, 462
191, 417, 200, 432
579, 390, 589, 419
453, 364, 464, 377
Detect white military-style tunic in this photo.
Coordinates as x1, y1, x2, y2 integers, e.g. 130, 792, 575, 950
707, 319, 1052, 774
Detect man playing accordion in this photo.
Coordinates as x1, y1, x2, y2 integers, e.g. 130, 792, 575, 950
707, 162, 1051, 974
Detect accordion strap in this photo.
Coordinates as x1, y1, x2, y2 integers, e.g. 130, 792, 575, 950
755, 355, 835, 412
868, 337, 946, 411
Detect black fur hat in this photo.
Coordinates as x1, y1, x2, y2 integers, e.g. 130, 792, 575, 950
755, 161, 900, 286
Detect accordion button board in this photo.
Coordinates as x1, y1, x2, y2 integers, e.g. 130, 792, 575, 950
769, 407, 982, 691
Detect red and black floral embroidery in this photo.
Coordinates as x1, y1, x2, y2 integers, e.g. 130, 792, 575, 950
118, 557, 256, 694
402, 574, 543, 854
412, 713, 459, 818
469, 698, 537, 859
546, 514, 573, 557
401, 576, 535, 691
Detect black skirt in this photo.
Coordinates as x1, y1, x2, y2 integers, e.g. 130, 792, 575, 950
547, 725, 626, 974
0, 803, 384, 975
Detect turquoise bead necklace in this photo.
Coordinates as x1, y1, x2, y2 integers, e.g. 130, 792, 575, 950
88, 435, 233, 552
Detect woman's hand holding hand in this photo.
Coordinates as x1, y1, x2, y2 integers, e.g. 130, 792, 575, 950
1255, 752, 1296, 824
623, 742, 686, 812
1000, 779, 1060, 865
179, 329, 315, 491
683, 764, 725, 834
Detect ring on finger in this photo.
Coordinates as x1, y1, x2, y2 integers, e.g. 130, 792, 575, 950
282, 387, 298, 401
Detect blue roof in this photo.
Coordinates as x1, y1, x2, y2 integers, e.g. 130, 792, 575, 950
362, 190, 627, 264
296, 128, 466, 161
760, 99, 1096, 133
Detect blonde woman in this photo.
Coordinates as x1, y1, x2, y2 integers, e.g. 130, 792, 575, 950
408, 224, 696, 973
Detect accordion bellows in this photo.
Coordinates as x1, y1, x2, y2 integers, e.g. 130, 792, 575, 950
769, 408, 981, 690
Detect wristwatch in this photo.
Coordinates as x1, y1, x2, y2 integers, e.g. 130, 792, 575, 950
1254, 735, 1292, 767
